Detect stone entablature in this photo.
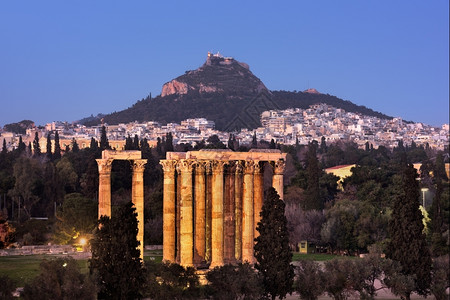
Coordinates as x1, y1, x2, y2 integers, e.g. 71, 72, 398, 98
160, 149, 286, 269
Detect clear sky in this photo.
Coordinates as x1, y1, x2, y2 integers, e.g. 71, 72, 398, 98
0, 1, 448, 127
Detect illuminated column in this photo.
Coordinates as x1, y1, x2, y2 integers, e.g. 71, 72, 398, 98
178, 159, 195, 267
205, 162, 212, 263
253, 161, 264, 239
234, 161, 243, 261
210, 160, 227, 268
242, 161, 255, 264
96, 159, 113, 218
194, 161, 206, 266
132, 159, 147, 260
160, 159, 177, 263
272, 159, 285, 200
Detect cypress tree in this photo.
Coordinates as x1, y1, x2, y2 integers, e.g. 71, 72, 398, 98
133, 134, 140, 150
269, 139, 276, 149
254, 187, 294, 300
33, 132, 41, 156
71, 138, 79, 153
90, 137, 98, 151
90, 202, 144, 299
165, 132, 174, 152
251, 132, 257, 148
156, 137, 162, 157
100, 125, 110, 150
386, 164, 432, 299
18, 135, 26, 153
1, 139, 7, 154
53, 131, 61, 160
125, 135, 133, 150
46, 132, 52, 159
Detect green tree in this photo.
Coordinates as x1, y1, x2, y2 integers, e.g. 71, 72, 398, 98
165, 132, 174, 152
89, 201, 144, 299
254, 187, 294, 300
251, 132, 257, 148
17, 135, 26, 153
0, 275, 15, 300
294, 260, 325, 300
206, 263, 262, 300
89, 137, 98, 152
1, 139, 7, 154
125, 135, 133, 150
386, 164, 432, 299
23, 257, 96, 300
71, 138, 79, 153
53, 193, 97, 244
53, 131, 61, 160
304, 141, 322, 210
56, 157, 78, 194
133, 134, 140, 150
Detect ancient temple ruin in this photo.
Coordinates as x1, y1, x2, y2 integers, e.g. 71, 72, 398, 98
160, 149, 286, 268
96, 150, 147, 259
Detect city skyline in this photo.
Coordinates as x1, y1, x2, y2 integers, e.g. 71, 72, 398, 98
1, 1, 448, 127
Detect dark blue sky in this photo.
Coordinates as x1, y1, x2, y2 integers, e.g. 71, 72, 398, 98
1, 1, 448, 127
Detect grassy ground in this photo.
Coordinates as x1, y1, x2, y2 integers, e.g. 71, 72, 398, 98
0, 250, 163, 287
291, 252, 355, 261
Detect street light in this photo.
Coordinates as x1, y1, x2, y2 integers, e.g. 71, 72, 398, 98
421, 187, 429, 208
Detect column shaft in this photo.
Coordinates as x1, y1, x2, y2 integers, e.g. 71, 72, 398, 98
160, 160, 177, 263
272, 160, 285, 200
96, 159, 113, 218
234, 162, 243, 261
179, 160, 194, 267
224, 166, 235, 263
253, 162, 264, 240
194, 162, 206, 266
210, 160, 226, 268
132, 159, 147, 260
205, 163, 213, 263
242, 161, 255, 264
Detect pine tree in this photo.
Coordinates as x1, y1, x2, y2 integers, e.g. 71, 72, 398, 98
46, 132, 52, 159
304, 141, 322, 210
90, 202, 144, 299
100, 125, 110, 150
254, 187, 294, 300
33, 132, 41, 156
386, 164, 432, 299
53, 131, 61, 160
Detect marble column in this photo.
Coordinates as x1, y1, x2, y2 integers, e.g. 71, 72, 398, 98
253, 161, 264, 240
132, 159, 147, 260
234, 161, 243, 261
194, 161, 206, 266
242, 161, 255, 264
224, 164, 235, 263
210, 160, 226, 268
96, 159, 113, 218
160, 160, 177, 263
178, 159, 194, 267
272, 159, 285, 200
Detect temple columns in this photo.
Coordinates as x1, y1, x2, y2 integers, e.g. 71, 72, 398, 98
96, 159, 113, 218
242, 161, 255, 263
234, 161, 243, 261
161, 160, 177, 262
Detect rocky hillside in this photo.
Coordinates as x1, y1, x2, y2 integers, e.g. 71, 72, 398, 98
83, 53, 391, 131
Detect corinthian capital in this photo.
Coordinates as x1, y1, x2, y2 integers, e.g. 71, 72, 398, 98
211, 160, 227, 174
132, 159, 147, 172
272, 159, 285, 175
177, 159, 195, 173
243, 160, 256, 174
96, 159, 113, 174
194, 161, 206, 174
253, 160, 263, 174
160, 159, 177, 173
